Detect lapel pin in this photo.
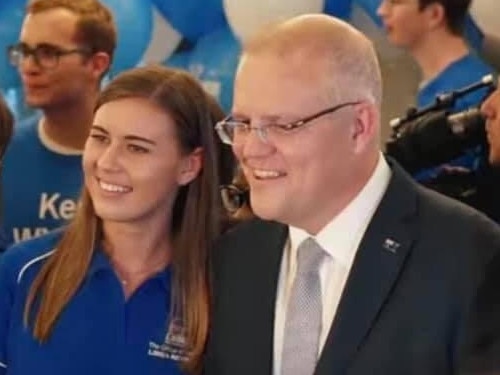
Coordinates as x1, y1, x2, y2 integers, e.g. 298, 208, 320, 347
383, 238, 401, 254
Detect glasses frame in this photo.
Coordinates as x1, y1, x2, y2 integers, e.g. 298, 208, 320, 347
7, 42, 90, 70
215, 101, 361, 145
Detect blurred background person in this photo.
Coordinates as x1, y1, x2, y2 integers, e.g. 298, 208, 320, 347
1, 0, 116, 247
482, 78, 500, 166
476, 78, 500, 222
377, 0, 493, 113
378, 0, 496, 215
0, 65, 222, 375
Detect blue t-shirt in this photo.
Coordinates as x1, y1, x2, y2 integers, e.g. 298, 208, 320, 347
1, 115, 83, 246
417, 53, 493, 110
0, 230, 184, 375
414, 53, 493, 182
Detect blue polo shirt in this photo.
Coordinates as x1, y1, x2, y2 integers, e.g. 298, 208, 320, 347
0, 230, 184, 375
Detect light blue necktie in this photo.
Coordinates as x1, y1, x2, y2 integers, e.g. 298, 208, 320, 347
281, 237, 325, 375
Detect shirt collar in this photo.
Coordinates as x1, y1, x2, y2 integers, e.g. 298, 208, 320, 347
86, 247, 172, 291
289, 153, 391, 267
87, 248, 112, 276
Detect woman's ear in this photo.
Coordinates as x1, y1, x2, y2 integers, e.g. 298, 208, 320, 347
177, 147, 203, 186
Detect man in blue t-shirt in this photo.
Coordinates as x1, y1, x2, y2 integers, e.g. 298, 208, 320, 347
1, 0, 117, 246
378, 0, 493, 111
377, 0, 495, 211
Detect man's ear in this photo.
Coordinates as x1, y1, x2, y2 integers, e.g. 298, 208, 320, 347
424, 2, 446, 31
351, 102, 379, 154
178, 147, 203, 186
88, 52, 111, 81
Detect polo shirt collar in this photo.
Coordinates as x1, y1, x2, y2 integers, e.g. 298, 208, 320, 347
87, 247, 172, 292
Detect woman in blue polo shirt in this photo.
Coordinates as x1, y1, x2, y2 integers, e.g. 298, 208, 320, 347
0, 65, 222, 375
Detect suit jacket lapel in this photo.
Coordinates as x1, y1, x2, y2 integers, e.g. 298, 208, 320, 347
315, 162, 419, 375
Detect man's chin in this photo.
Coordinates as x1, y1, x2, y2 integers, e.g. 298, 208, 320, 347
489, 153, 500, 167
24, 97, 49, 109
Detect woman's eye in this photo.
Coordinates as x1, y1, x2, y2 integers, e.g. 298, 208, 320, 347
89, 134, 108, 143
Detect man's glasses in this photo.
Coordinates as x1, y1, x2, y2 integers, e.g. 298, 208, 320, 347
215, 101, 360, 145
7, 42, 90, 70
220, 184, 250, 214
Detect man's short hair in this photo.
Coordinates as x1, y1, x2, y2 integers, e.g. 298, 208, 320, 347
242, 16, 383, 108
27, 0, 117, 64
418, 0, 471, 35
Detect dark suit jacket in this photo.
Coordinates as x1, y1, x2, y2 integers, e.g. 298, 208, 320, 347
204, 162, 500, 375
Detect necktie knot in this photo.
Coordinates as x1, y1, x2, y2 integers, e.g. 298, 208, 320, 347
296, 237, 326, 276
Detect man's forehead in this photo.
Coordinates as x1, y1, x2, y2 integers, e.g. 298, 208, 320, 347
238, 53, 329, 82
20, 9, 79, 45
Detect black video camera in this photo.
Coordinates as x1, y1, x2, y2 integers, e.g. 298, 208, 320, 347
386, 74, 497, 175
385, 74, 499, 209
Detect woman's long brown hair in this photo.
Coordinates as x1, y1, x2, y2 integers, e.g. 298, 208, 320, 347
0, 95, 13, 159
23, 65, 222, 373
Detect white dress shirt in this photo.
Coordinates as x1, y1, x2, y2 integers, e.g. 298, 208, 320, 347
273, 154, 392, 375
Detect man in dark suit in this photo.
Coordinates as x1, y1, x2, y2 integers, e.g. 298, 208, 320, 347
205, 14, 500, 375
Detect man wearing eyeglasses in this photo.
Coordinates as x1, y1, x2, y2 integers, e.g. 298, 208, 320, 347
204, 14, 500, 375
0, 0, 116, 247
377, 0, 495, 211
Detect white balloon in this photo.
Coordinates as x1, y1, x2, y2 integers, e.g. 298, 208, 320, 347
223, 0, 325, 42
141, 7, 182, 64
470, 0, 500, 39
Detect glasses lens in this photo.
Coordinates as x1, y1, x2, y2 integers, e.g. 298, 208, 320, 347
221, 185, 243, 213
36, 46, 60, 69
7, 46, 23, 66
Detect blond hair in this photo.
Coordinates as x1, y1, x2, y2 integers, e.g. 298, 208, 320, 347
241, 14, 383, 107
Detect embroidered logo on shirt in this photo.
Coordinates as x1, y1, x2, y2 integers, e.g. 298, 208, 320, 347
147, 320, 190, 362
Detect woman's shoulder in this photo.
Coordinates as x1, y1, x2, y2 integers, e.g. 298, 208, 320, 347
0, 229, 63, 283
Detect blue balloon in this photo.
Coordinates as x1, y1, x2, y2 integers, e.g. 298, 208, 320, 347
0, 0, 26, 90
2, 87, 37, 122
152, 0, 227, 42
101, 0, 154, 74
324, 0, 353, 20
188, 27, 241, 113
164, 50, 192, 70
